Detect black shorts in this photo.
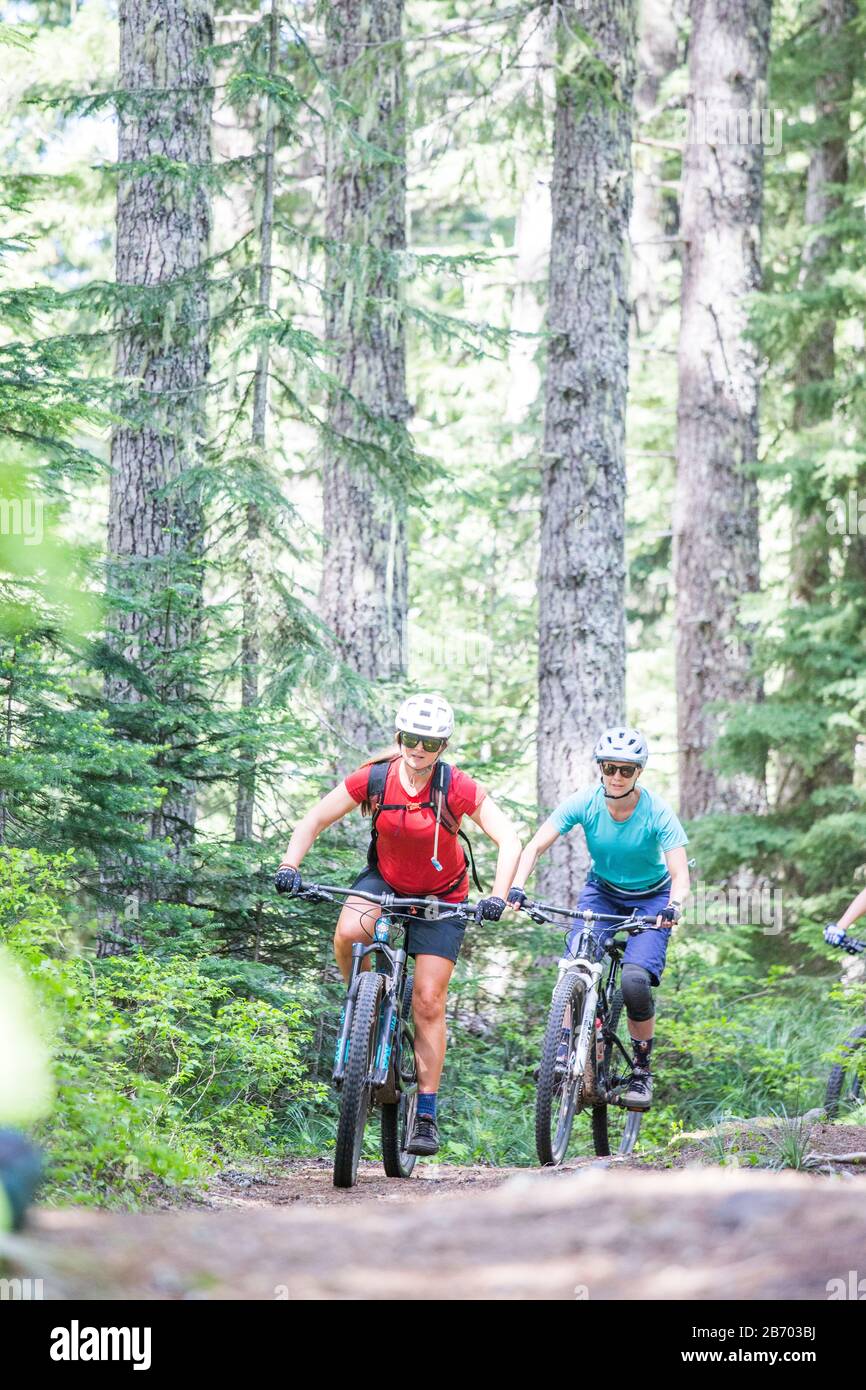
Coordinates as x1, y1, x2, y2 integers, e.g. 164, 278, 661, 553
348, 865, 467, 964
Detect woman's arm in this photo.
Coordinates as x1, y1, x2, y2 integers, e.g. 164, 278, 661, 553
837, 885, 866, 933
508, 818, 561, 900
279, 783, 358, 870
665, 845, 691, 910
468, 796, 522, 900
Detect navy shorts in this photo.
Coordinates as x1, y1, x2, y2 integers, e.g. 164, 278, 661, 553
567, 875, 672, 985
348, 866, 467, 963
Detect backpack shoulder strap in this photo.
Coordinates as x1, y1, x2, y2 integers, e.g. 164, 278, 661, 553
366, 758, 392, 803
365, 757, 399, 819
433, 759, 452, 797
434, 762, 486, 893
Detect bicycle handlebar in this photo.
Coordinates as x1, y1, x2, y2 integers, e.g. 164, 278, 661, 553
520, 901, 664, 932
294, 880, 479, 922
827, 932, 866, 955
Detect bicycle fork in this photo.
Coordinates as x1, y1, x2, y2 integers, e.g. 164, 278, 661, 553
558, 959, 602, 1082
332, 941, 370, 1083
372, 947, 407, 1091
332, 941, 407, 1088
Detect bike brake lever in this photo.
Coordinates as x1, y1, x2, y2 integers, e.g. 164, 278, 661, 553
300, 887, 333, 903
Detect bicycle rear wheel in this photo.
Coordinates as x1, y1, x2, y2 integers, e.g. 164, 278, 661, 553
333, 971, 383, 1189
592, 988, 643, 1157
824, 1024, 866, 1119
382, 976, 418, 1178
536, 971, 587, 1166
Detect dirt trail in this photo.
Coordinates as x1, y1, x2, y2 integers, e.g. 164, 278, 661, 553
8, 1150, 866, 1300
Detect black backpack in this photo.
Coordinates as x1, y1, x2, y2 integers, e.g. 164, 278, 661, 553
365, 757, 484, 895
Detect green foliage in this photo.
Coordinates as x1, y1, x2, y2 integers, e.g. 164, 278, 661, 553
0, 848, 323, 1205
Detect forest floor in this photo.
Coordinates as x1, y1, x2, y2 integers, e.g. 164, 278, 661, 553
5, 1119, 866, 1300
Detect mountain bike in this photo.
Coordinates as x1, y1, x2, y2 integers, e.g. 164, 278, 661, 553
295, 882, 475, 1189
823, 930, 866, 1120
522, 902, 664, 1165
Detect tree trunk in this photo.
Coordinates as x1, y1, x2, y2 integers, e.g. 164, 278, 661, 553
103, 0, 213, 950
506, 9, 555, 429
790, 0, 856, 601
629, 0, 683, 336
235, 1, 278, 844
319, 0, 410, 764
537, 0, 637, 905
673, 0, 771, 820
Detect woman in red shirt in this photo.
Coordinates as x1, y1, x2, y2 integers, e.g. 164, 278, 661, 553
276, 693, 521, 1156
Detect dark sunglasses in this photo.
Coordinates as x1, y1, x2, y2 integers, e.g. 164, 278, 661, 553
400, 733, 445, 753
601, 762, 639, 779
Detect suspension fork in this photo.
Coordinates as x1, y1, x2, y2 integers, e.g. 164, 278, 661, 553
332, 937, 395, 1082
372, 946, 407, 1089
332, 941, 364, 1081
558, 959, 602, 1079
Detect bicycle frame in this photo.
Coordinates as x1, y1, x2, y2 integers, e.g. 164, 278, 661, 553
313, 883, 474, 1103
537, 906, 659, 1108
553, 932, 623, 1105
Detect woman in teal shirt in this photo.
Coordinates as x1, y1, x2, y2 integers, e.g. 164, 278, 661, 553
508, 726, 690, 1109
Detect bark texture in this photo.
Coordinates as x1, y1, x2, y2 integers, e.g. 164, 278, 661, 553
104, 0, 213, 945
673, 0, 771, 820
506, 9, 555, 428
629, 0, 683, 335
537, 0, 637, 905
319, 0, 410, 762
235, 2, 278, 844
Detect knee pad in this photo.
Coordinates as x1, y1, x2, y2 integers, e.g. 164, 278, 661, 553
621, 964, 655, 1022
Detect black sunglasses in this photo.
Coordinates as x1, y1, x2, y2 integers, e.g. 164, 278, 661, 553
601, 762, 639, 779
399, 732, 445, 753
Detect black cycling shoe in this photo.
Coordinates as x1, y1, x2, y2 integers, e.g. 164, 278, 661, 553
406, 1115, 440, 1156
622, 1066, 653, 1109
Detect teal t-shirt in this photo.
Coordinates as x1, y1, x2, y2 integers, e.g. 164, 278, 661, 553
549, 783, 688, 891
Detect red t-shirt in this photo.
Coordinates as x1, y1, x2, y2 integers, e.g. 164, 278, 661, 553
344, 759, 487, 902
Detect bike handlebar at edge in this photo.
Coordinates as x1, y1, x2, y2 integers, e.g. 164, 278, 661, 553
826, 932, 866, 956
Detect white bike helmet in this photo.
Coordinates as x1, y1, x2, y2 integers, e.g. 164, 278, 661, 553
593, 726, 649, 767
394, 692, 455, 740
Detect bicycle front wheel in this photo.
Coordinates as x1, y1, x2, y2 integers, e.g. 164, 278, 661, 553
536, 971, 587, 1166
333, 971, 383, 1189
591, 987, 643, 1157
824, 1024, 866, 1119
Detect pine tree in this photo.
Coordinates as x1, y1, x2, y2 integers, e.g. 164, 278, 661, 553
537, 0, 637, 903
318, 0, 412, 762
673, 0, 772, 820
235, 1, 279, 844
